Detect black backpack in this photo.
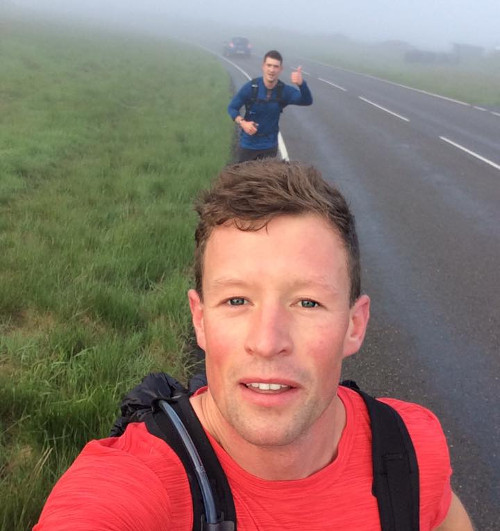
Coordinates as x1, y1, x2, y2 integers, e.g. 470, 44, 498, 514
244, 78, 285, 120
110, 373, 419, 531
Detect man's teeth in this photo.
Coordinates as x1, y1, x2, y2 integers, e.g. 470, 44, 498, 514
246, 383, 290, 391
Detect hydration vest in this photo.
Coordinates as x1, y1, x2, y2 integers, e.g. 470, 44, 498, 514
244, 78, 286, 120
110, 373, 419, 531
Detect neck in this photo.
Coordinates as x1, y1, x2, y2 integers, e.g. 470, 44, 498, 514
263, 78, 278, 90
191, 391, 346, 480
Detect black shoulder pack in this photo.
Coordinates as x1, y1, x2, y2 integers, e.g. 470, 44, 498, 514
245, 78, 285, 115
110, 372, 235, 531
111, 374, 419, 531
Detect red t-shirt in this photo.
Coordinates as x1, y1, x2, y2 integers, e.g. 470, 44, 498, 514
35, 387, 452, 530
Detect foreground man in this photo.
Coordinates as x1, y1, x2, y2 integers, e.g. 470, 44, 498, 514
227, 50, 313, 162
36, 160, 473, 529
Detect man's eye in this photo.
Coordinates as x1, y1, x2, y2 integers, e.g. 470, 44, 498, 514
300, 300, 319, 308
227, 298, 246, 306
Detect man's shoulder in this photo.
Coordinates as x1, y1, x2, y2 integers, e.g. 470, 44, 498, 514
377, 396, 450, 470
340, 386, 448, 452
378, 396, 444, 432
376, 399, 453, 528
72, 422, 183, 475
339, 386, 452, 520
242, 77, 261, 90
35, 423, 191, 529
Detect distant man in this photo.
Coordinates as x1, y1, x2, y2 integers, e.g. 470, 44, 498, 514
228, 50, 313, 162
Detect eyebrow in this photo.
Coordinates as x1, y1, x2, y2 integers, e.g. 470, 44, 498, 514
208, 277, 248, 289
208, 276, 342, 294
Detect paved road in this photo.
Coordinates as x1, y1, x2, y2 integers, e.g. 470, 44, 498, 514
216, 49, 500, 529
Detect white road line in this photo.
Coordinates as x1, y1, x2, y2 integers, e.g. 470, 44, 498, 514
318, 78, 347, 91
358, 97, 410, 122
411, 87, 467, 106
440, 136, 500, 171
278, 134, 289, 161
492, 111, 500, 118
219, 55, 252, 80
363, 75, 472, 107
473, 106, 488, 112
301, 56, 475, 108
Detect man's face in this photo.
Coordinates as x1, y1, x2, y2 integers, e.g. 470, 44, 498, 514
262, 57, 283, 86
189, 214, 369, 449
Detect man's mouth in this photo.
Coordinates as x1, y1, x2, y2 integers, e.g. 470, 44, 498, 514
245, 382, 292, 392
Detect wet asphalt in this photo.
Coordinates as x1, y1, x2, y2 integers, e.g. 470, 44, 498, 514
218, 50, 499, 529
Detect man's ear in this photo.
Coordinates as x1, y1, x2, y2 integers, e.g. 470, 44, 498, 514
343, 294, 370, 359
188, 289, 206, 351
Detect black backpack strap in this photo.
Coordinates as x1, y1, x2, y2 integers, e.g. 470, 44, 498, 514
110, 372, 187, 437
275, 80, 285, 109
246, 78, 285, 117
250, 78, 259, 103
244, 78, 259, 119
341, 381, 420, 531
110, 373, 235, 531
146, 392, 236, 531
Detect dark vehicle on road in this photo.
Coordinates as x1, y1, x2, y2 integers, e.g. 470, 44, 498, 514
223, 37, 252, 57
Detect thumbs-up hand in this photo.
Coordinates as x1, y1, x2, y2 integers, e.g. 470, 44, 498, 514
291, 66, 303, 86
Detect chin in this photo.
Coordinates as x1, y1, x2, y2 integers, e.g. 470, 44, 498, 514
235, 421, 302, 448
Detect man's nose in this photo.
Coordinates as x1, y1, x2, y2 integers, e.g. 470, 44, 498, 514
244, 305, 292, 358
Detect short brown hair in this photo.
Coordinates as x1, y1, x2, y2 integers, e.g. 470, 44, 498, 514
263, 50, 283, 64
193, 160, 361, 305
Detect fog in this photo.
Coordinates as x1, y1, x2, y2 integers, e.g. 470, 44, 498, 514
9, 0, 500, 51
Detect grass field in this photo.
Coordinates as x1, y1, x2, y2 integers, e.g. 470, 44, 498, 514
0, 16, 232, 529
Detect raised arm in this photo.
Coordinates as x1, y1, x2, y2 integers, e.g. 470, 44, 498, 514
286, 68, 312, 106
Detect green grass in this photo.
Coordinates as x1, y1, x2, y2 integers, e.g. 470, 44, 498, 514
0, 16, 232, 529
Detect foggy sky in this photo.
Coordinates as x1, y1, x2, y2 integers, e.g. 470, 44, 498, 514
11, 0, 500, 50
